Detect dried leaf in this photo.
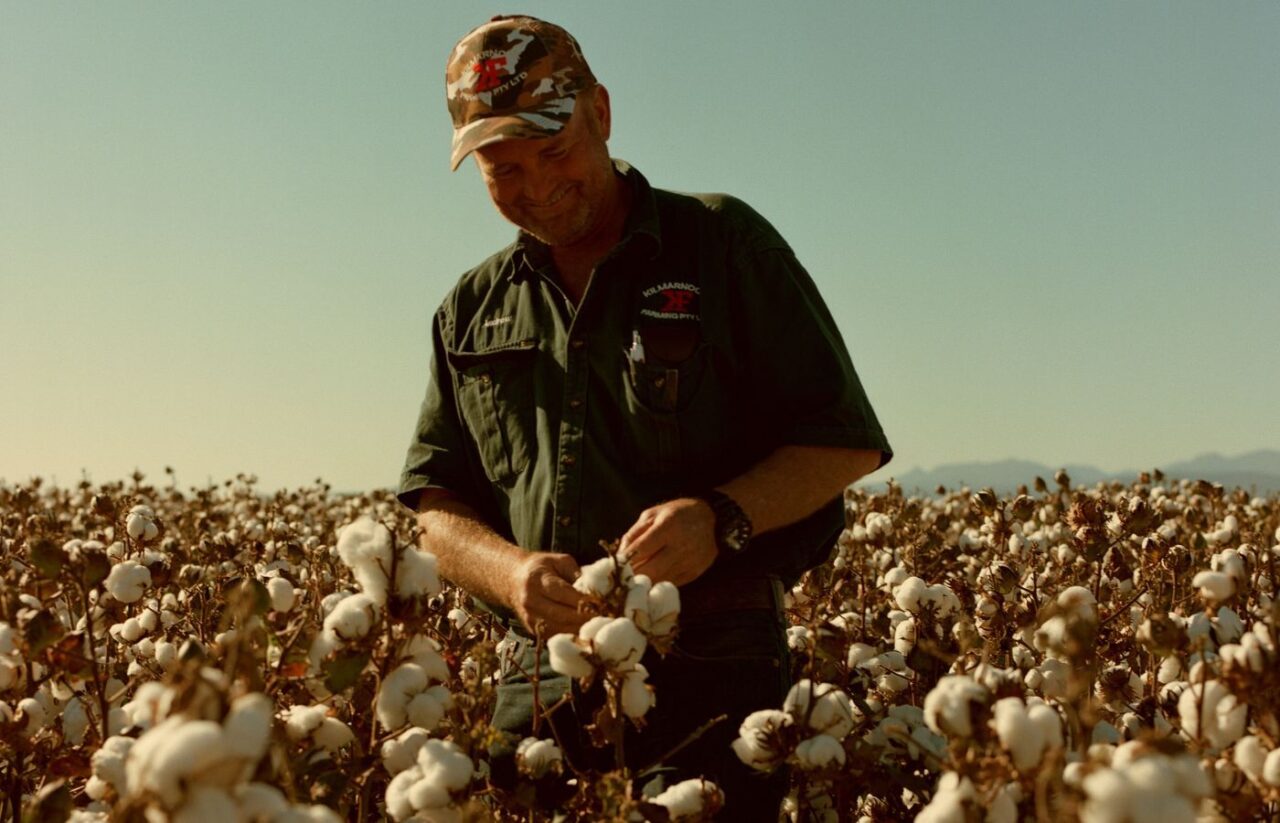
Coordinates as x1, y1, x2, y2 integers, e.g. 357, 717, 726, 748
29, 537, 67, 579
25, 609, 66, 656
322, 649, 369, 693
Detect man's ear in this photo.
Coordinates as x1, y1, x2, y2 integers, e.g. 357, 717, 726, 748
589, 84, 612, 141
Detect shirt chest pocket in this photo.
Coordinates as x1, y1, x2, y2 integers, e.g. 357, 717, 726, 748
620, 325, 719, 475
446, 340, 538, 486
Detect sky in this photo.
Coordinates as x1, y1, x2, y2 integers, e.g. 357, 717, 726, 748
2, 1, 1278, 492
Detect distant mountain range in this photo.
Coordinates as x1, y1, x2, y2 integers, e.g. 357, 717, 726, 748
859, 450, 1280, 495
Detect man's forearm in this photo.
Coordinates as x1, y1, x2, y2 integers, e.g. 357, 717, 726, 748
716, 445, 881, 536
414, 490, 524, 610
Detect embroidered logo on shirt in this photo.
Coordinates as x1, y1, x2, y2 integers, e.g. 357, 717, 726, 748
639, 281, 700, 322
483, 315, 513, 328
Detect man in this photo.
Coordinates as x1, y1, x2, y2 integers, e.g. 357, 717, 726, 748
399, 15, 892, 818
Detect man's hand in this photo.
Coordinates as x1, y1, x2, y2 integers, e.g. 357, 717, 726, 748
618, 498, 718, 586
508, 552, 587, 638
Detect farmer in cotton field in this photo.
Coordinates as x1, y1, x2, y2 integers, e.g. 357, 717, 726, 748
398, 15, 891, 817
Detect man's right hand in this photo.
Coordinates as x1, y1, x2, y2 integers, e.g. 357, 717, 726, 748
507, 552, 586, 638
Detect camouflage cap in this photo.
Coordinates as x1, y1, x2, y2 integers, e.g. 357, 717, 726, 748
445, 15, 597, 171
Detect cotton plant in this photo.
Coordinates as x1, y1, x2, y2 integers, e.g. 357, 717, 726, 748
281, 703, 356, 753
384, 738, 476, 822
545, 553, 682, 730
732, 680, 859, 775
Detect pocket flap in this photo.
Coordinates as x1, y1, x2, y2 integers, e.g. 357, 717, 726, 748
444, 339, 538, 370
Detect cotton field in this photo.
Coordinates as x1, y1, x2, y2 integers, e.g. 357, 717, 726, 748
1, 470, 1278, 822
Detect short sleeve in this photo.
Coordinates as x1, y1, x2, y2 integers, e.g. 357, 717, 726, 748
733, 245, 893, 469
397, 309, 485, 510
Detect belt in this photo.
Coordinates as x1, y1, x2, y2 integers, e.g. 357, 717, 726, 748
678, 574, 783, 619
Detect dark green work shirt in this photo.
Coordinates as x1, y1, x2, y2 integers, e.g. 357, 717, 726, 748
398, 161, 891, 585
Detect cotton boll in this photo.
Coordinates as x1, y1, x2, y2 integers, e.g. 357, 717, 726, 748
125, 506, 159, 542
923, 676, 988, 738
377, 664, 431, 730
117, 618, 144, 643
516, 737, 563, 778
283, 704, 328, 741
314, 717, 354, 752
847, 643, 876, 668
991, 698, 1043, 772
1057, 586, 1097, 621
63, 696, 89, 745
894, 577, 927, 612
104, 561, 151, 604
547, 634, 593, 679
322, 592, 379, 641
732, 709, 793, 772
573, 556, 633, 598
986, 783, 1020, 823
237, 783, 289, 820
16, 697, 47, 736
651, 778, 723, 820
785, 681, 855, 739
92, 736, 134, 796
410, 739, 473, 807
153, 641, 178, 672
336, 517, 392, 603
1193, 571, 1234, 602
223, 692, 273, 762
620, 665, 655, 720
1233, 735, 1266, 781
1263, 748, 1280, 787
787, 625, 813, 652
406, 687, 452, 731
894, 618, 917, 656
396, 547, 441, 599
578, 616, 612, 642
399, 636, 452, 682
646, 581, 680, 637
922, 584, 960, 617
793, 734, 846, 769
591, 617, 646, 671
126, 717, 227, 807
624, 575, 653, 629
1178, 680, 1247, 749
0, 622, 15, 655
267, 577, 296, 613
1081, 768, 1133, 822
171, 786, 238, 823
915, 773, 975, 823
1026, 703, 1063, 752
382, 728, 432, 775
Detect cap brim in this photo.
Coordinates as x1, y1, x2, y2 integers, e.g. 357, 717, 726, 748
449, 114, 565, 171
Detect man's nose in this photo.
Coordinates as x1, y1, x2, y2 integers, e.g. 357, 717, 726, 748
522, 160, 560, 204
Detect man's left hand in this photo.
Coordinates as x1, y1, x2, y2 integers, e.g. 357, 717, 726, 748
618, 497, 717, 586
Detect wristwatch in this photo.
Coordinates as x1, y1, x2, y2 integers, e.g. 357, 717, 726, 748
697, 490, 753, 555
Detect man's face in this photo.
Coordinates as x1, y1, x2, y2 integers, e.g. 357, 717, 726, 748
473, 88, 617, 248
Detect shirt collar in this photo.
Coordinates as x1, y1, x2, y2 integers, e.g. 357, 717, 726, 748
510, 159, 663, 281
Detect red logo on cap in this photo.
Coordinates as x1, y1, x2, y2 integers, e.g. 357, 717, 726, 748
659, 289, 697, 314
472, 57, 508, 92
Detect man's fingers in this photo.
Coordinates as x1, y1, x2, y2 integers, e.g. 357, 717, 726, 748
540, 572, 583, 607
621, 527, 665, 567
619, 511, 656, 554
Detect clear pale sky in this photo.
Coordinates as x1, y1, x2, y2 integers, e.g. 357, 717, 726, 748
3, 2, 1277, 492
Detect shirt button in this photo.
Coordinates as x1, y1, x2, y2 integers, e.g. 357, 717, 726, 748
570, 339, 585, 350
568, 397, 582, 409
558, 515, 572, 527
